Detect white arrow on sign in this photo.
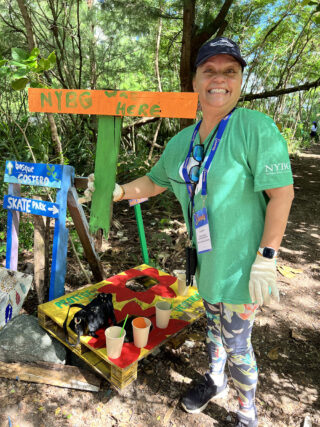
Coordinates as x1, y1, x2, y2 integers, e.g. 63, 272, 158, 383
48, 205, 59, 215
7, 161, 13, 175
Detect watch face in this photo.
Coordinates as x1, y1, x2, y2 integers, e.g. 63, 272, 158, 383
263, 247, 276, 259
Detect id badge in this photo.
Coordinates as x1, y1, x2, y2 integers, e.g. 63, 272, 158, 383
194, 207, 212, 253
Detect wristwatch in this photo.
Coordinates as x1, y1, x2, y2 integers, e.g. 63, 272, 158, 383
258, 247, 277, 259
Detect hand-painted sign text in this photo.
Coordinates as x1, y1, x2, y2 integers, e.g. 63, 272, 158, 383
3, 195, 60, 219
28, 88, 198, 119
4, 161, 62, 189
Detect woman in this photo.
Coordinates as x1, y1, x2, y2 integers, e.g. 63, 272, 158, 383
310, 121, 318, 143
111, 37, 294, 426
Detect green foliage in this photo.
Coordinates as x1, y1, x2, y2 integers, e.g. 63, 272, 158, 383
0, 0, 318, 170
0, 47, 56, 90
18, 217, 34, 252
302, 0, 320, 23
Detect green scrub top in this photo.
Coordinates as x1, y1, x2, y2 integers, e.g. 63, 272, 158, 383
147, 108, 293, 304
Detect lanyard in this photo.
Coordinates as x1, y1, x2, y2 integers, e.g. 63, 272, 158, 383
182, 109, 234, 201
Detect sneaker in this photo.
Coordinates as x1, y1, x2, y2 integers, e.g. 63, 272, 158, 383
181, 373, 228, 414
235, 408, 258, 426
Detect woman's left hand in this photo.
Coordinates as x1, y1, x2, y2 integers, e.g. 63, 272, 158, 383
248, 254, 279, 305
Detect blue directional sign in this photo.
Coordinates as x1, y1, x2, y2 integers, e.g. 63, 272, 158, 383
3, 160, 74, 301
3, 195, 60, 219
4, 161, 62, 189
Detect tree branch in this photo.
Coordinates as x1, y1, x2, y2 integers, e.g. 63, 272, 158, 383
192, 0, 235, 52
240, 78, 320, 102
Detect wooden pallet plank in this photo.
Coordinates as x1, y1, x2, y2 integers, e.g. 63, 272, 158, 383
0, 361, 101, 392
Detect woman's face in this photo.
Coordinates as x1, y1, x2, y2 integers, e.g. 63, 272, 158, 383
193, 54, 243, 116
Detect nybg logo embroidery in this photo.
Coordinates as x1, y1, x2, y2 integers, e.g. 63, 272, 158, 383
265, 162, 291, 174
210, 40, 234, 48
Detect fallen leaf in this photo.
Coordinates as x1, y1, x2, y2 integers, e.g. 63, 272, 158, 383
277, 265, 303, 279
290, 330, 307, 341
267, 347, 280, 360
55, 407, 61, 416
163, 406, 175, 425
188, 332, 203, 342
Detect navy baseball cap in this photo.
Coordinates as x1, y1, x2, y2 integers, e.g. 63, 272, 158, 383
195, 37, 247, 69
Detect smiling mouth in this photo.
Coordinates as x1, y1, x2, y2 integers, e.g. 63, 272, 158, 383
208, 88, 228, 94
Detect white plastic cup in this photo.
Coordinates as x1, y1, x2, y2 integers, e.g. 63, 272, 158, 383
155, 301, 172, 329
176, 272, 188, 296
132, 317, 151, 348
105, 326, 126, 359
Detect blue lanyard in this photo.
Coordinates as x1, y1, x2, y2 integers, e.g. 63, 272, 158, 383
182, 109, 234, 201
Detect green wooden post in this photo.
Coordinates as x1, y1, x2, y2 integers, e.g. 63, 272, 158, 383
134, 204, 149, 264
89, 116, 122, 235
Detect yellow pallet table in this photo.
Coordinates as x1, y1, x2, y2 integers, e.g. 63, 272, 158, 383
38, 264, 204, 390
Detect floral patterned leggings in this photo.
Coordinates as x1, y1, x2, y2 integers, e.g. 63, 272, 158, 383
203, 300, 259, 411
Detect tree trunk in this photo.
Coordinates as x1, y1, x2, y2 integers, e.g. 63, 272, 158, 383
16, 0, 36, 51
180, 0, 196, 129
179, 0, 235, 129
16, 0, 64, 164
46, 113, 64, 165
155, 13, 163, 92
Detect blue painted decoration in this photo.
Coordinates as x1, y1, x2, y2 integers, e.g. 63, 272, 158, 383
4, 161, 62, 189
5, 183, 20, 271
5, 303, 12, 323
49, 165, 74, 300
3, 195, 60, 219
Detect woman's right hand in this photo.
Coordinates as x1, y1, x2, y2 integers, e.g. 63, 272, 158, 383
78, 174, 124, 203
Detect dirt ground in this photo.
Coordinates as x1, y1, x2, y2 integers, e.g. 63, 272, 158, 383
0, 143, 320, 427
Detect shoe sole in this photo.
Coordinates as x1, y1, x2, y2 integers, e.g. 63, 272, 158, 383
181, 386, 229, 414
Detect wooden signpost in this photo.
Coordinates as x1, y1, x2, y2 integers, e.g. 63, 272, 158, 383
6, 88, 198, 300
3, 160, 73, 300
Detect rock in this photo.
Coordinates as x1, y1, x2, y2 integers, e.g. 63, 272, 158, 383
184, 340, 196, 348
303, 415, 312, 427
0, 314, 66, 364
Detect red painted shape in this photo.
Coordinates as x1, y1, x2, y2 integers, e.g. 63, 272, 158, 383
108, 343, 141, 368
86, 317, 189, 369
87, 331, 141, 369
114, 301, 155, 322
97, 267, 176, 304
85, 267, 190, 369
87, 328, 107, 348
145, 317, 189, 350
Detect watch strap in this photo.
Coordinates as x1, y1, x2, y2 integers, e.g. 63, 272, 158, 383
258, 247, 277, 259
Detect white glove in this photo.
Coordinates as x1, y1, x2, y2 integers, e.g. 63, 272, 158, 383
78, 173, 95, 203
113, 183, 125, 202
248, 254, 279, 306
78, 174, 124, 203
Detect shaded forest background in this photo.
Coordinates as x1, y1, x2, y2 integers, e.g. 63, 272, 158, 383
0, 0, 319, 276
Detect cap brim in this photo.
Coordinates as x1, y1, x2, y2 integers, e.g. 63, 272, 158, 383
196, 52, 247, 68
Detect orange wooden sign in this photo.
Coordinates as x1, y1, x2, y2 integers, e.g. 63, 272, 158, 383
28, 88, 198, 119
